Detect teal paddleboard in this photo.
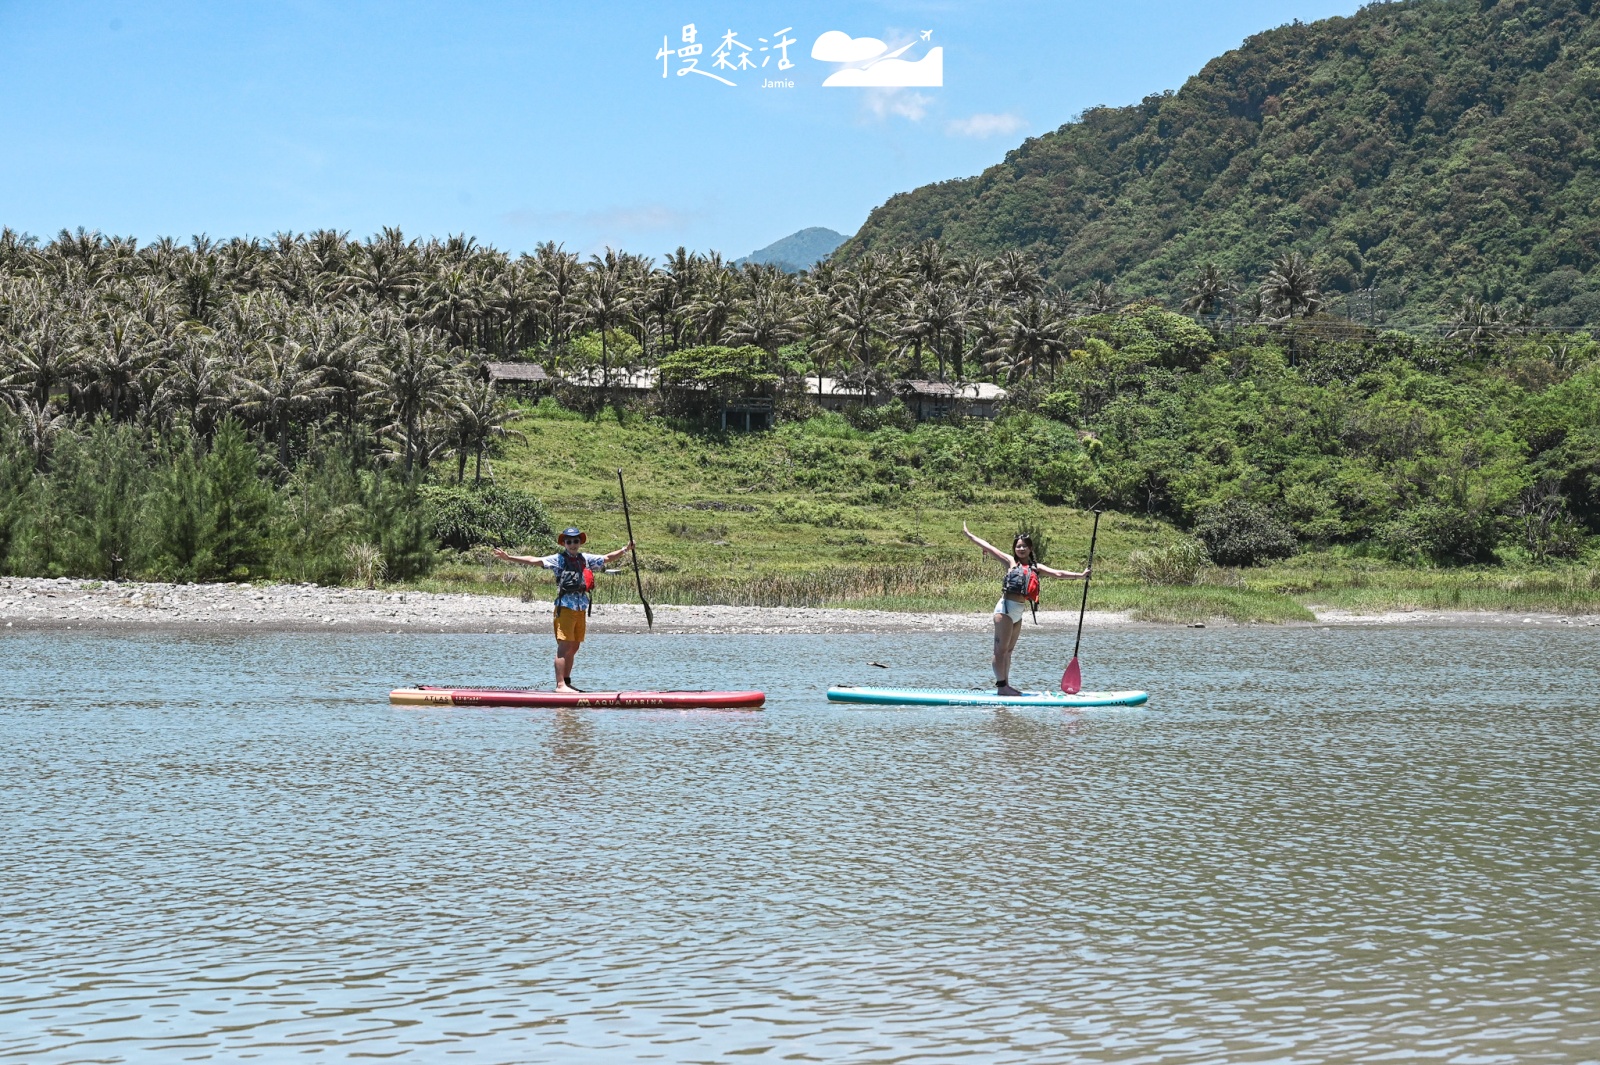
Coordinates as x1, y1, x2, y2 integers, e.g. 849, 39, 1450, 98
827, 686, 1149, 708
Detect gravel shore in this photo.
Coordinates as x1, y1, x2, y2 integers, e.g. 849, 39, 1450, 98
0, 577, 1594, 634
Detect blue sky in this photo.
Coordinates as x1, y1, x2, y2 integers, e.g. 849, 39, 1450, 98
0, 1, 1364, 260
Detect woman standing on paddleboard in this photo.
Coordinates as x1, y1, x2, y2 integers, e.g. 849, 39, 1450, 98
963, 523, 1090, 696
493, 527, 634, 693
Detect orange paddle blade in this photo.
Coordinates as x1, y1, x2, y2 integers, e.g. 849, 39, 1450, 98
1062, 658, 1082, 694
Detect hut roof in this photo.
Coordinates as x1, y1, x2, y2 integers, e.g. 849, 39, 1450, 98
485, 362, 552, 383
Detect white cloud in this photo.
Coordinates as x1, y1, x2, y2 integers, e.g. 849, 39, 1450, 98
823, 46, 943, 87
864, 89, 932, 122
811, 30, 888, 63
945, 112, 1027, 138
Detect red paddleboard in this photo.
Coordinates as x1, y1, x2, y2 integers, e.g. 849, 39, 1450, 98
390, 686, 765, 710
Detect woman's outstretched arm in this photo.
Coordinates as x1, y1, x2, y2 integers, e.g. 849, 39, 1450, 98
1037, 563, 1091, 580
962, 522, 1015, 566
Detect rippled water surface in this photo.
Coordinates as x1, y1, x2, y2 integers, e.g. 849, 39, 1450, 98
2, 625, 1598, 1063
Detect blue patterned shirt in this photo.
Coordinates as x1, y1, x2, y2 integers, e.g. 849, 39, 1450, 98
541, 551, 606, 611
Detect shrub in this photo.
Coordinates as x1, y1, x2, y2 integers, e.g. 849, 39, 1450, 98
423, 484, 553, 551
848, 398, 914, 432
0, 436, 31, 569
1379, 502, 1504, 565
144, 420, 274, 581
272, 452, 370, 585
1037, 391, 1080, 424
11, 419, 153, 579
1515, 480, 1586, 562
1129, 538, 1211, 585
371, 481, 435, 580
344, 542, 386, 588
1194, 498, 1298, 566
1032, 451, 1102, 505
772, 499, 877, 529
198, 420, 274, 579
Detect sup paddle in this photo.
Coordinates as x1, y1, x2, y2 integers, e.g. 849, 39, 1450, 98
616, 468, 653, 630
1062, 508, 1103, 694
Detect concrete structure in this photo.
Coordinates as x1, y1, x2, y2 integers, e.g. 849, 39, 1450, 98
805, 376, 1008, 419
548, 369, 1008, 425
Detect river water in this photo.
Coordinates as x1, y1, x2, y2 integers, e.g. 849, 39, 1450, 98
1, 624, 1597, 1063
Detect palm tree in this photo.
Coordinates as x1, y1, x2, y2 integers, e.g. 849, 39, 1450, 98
532, 242, 582, 350
896, 283, 937, 378
303, 229, 352, 283
615, 251, 657, 362
155, 324, 233, 438
727, 281, 800, 354
797, 291, 839, 400
377, 324, 452, 476
419, 264, 484, 348
8, 395, 71, 469
445, 376, 525, 484
908, 239, 955, 286
1182, 263, 1236, 320
482, 259, 534, 356
0, 227, 39, 272
1001, 296, 1071, 382
994, 250, 1043, 304
1260, 253, 1322, 320
338, 231, 419, 307
1085, 280, 1118, 314
636, 269, 679, 366
1446, 295, 1509, 350
686, 264, 738, 346
237, 336, 332, 468
81, 313, 154, 421
301, 310, 380, 438
656, 247, 702, 352
177, 253, 223, 323
827, 274, 893, 388
52, 227, 113, 286
583, 249, 633, 411
0, 304, 79, 408
896, 278, 953, 382
959, 301, 1006, 381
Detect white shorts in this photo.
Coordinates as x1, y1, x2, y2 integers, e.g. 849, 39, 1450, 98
994, 597, 1027, 623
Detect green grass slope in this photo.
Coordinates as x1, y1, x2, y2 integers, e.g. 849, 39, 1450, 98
839, 0, 1600, 324
416, 402, 1597, 623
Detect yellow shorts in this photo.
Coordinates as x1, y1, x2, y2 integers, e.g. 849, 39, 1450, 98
553, 606, 587, 644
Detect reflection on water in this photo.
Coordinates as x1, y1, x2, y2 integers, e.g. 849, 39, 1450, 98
1, 625, 1598, 1063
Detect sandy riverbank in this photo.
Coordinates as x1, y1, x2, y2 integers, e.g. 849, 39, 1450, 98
0, 578, 1595, 634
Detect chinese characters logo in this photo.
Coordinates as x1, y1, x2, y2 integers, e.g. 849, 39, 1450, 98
658, 24, 797, 86
656, 26, 940, 88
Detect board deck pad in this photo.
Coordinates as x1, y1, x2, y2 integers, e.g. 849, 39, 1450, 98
391, 686, 765, 710
827, 686, 1148, 708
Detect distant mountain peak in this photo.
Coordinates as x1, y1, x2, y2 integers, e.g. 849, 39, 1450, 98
736, 227, 849, 273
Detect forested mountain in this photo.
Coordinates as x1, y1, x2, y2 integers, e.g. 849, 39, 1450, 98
840, 0, 1600, 325
736, 227, 849, 273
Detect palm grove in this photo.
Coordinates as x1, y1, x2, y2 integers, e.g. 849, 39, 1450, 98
0, 226, 1595, 586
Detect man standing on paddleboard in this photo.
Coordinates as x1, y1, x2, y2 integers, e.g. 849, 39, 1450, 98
963, 523, 1090, 697
493, 527, 634, 693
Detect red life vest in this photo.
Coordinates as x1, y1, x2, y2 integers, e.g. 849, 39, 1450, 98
1002, 563, 1039, 603
554, 551, 596, 600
